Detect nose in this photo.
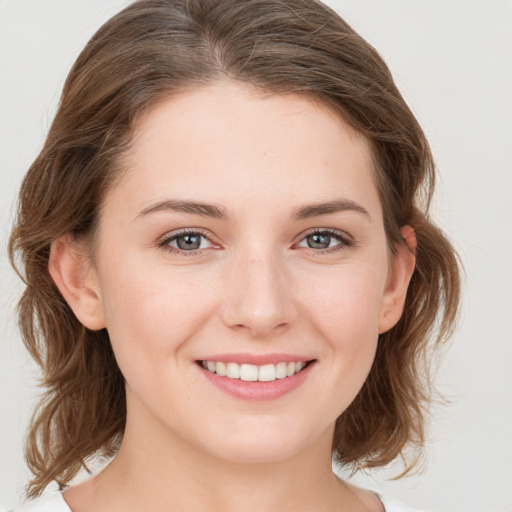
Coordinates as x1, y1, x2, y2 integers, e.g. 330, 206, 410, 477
220, 249, 298, 338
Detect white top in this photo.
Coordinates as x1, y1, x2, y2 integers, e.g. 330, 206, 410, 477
11, 490, 424, 511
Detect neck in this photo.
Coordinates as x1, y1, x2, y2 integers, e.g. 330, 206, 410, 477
65, 392, 371, 512
99, 423, 343, 511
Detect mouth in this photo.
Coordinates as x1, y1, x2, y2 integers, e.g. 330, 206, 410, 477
196, 359, 315, 382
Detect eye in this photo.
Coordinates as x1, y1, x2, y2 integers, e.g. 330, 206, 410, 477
296, 229, 353, 252
160, 229, 215, 254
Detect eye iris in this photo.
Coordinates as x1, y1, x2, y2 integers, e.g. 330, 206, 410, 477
177, 234, 201, 250
307, 233, 331, 249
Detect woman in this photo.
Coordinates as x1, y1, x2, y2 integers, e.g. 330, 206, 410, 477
8, 0, 460, 510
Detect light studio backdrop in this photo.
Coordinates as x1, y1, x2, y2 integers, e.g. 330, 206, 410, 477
1, 1, 511, 511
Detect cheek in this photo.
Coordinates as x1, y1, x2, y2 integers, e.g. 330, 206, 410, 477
302, 264, 386, 338
299, 265, 386, 394
99, 261, 219, 373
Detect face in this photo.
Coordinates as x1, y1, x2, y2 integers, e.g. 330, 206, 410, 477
60, 82, 413, 464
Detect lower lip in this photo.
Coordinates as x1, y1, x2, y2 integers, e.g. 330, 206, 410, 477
197, 362, 315, 401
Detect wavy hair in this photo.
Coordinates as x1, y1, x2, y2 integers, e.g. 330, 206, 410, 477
8, 0, 460, 497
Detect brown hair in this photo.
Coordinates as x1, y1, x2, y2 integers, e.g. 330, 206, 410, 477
9, 0, 460, 497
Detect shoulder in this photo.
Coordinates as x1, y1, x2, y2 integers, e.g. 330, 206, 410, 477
10, 491, 71, 512
344, 482, 425, 512
379, 494, 426, 512
9, 489, 424, 512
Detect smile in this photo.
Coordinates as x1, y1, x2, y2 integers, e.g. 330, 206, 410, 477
200, 360, 308, 382
196, 355, 316, 400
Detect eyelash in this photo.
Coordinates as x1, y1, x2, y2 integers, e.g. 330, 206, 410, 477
158, 228, 215, 256
158, 228, 355, 256
297, 228, 355, 255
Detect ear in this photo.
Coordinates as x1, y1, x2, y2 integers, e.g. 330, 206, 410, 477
378, 226, 417, 334
48, 235, 106, 331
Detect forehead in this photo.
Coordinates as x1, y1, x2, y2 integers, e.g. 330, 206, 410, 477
111, 81, 380, 220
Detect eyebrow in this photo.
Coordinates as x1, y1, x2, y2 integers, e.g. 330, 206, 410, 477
135, 198, 371, 222
135, 199, 228, 220
291, 199, 372, 222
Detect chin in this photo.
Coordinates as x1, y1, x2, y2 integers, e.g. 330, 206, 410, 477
210, 442, 306, 465
196, 418, 324, 465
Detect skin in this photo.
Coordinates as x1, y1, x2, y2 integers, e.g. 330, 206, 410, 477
50, 81, 415, 512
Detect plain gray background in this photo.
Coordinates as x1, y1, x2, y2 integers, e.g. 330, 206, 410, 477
1, 1, 511, 511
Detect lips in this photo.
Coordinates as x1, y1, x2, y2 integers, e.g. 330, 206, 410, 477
196, 354, 316, 400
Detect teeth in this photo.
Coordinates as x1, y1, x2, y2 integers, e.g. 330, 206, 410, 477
258, 364, 276, 382
226, 362, 239, 379
201, 360, 309, 381
240, 364, 258, 382
275, 362, 287, 379
216, 362, 227, 377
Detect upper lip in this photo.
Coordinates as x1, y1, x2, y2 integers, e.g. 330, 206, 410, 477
196, 353, 315, 365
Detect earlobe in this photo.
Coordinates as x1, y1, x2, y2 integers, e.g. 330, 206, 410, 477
48, 235, 106, 331
378, 226, 417, 334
